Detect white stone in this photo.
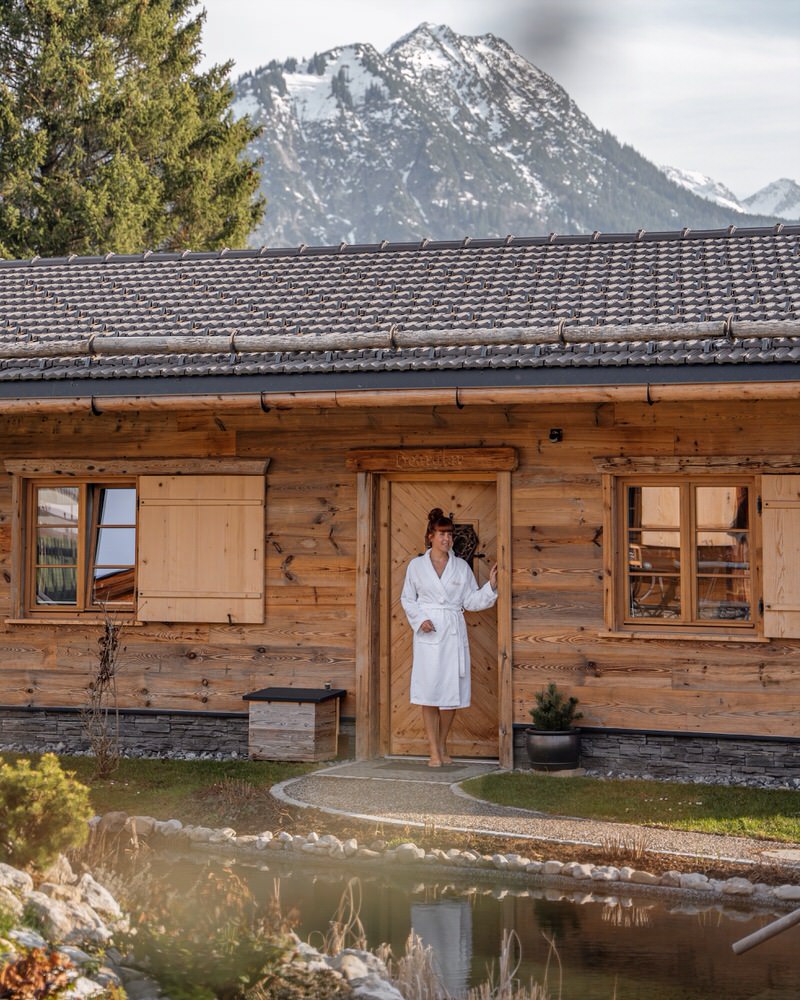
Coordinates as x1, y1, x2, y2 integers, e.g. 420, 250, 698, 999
24, 891, 111, 946
0, 886, 23, 919
774, 884, 800, 901
446, 848, 463, 861
678, 873, 709, 890
276, 830, 294, 844
40, 882, 82, 904
329, 844, 346, 860
491, 854, 509, 870
504, 854, 530, 871
233, 835, 260, 847
560, 862, 581, 876
187, 826, 216, 843
158, 818, 184, 837
257, 830, 274, 843
352, 977, 405, 1000
618, 866, 635, 882
525, 861, 543, 874
356, 848, 381, 860
630, 870, 660, 885
208, 827, 237, 844
394, 843, 425, 863
591, 866, 620, 882
343, 838, 358, 857
0, 863, 33, 896
70, 976, 104, 998
60, 945, 92, 966
41, 855, 76, 886
78, 873, 122, 919
542, 860, 564, 875
659, 871, 682, 887
8, 928, 47, 950
306, 831, 320, 844
722, 878, 755, 897
291, 835, 308, 851
571, 864, 594, 881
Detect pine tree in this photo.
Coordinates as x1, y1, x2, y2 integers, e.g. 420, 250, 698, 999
0, 0, 265, 258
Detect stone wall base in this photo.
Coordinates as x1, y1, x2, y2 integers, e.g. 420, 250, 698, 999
0, 707, 355, 759
513, 727, 799, 783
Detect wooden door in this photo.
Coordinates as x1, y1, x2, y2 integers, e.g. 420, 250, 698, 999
386, 479, 499, 758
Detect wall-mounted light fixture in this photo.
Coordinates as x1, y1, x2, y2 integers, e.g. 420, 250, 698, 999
548, 428, 563, 443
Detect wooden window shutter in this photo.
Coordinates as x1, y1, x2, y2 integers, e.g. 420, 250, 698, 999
137, 475, 265, 624
762, 475, 800, 638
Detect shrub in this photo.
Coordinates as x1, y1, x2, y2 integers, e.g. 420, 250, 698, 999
529, 683, 582, 730
0, 754, 92, 870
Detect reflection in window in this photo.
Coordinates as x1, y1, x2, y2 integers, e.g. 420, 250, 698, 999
31, 482, 136, 611
624, 482, 752, 625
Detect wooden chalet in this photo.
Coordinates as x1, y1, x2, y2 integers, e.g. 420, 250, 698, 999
1, 225, 800, 778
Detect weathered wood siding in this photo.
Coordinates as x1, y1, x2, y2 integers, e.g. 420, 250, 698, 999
1, 397, 800, 738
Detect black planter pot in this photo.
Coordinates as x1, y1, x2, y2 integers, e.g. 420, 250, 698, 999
525, 729, 581, 771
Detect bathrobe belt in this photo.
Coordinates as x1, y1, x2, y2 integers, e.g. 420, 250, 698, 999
422, 603, 466, 675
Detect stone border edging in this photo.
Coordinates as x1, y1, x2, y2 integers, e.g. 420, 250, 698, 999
100, 806, 800, 911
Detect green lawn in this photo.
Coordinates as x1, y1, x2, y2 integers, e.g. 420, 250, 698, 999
0, 752, 316, 827
462, 771, 800, 843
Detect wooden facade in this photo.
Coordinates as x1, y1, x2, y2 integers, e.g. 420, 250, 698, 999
3, 390, 800, 762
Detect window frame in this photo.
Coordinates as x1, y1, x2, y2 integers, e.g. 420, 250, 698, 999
24, 477, 137, 617
604, 472, 762, 638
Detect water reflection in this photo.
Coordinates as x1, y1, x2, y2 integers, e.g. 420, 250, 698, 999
156, 857, 800, 999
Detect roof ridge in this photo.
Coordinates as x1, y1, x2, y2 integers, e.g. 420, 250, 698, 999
2, 223, 798, 270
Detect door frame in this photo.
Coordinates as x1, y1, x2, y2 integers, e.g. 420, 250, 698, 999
349, 447, 516, 767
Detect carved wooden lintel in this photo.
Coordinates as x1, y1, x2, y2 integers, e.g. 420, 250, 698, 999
346, 447, 517, 473
4, 458, 270, 477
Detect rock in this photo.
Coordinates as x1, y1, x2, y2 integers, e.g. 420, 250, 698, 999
97, 812, 128, 835
0, 886, 24, 919
560, 862, 581, 877
336, 953, 370, 981
129, 816, 157, 838
306, 831, 320, 843
8, 928, 47, 950
69, 976, 105, 998
394, 843, 425, 864
591, 866, 619, 882
773, 884, 800, 901
659, 871, 683, 887
369, 840, 387, 852
155, 818, 184, 837
276, 831, 294, 844
525, 861, 543, 874
187, 826, 216, 843
570, 864, 594, 881
722, 878, 755, 897
678, 873, 709, 890
618, 866, 635, 882
78, 873, 122, 919
60, 945, 92, 966
542, 860, 564, 875
446, 848, 463, 862
0, 863, 33, 896
24, 891, 111, 947
504, 854, 530, 871
630, 870, 660, 885
41, 855, 77, 886
356, 848, 381, 860
491, 854, 509, 870
343, 838, 358, 857
208, 827, 237, 844
233, 835, 260, 847
40, 882, 82, 904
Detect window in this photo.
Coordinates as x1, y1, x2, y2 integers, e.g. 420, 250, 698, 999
615, 478, 755, 631
29, 482, 136, 613
11, 463, 268, 624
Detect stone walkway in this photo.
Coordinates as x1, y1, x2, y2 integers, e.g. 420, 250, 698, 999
273, 759, 800, 870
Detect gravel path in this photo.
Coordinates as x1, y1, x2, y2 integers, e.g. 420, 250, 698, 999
275, 761, 800, 868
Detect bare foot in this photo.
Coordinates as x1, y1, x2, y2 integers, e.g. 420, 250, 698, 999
428, 758, 443, 768
440, 752, 454, 765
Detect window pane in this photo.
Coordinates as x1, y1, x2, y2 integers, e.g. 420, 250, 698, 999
696, 525, 750, 621
36, 566, 77, 605
628, 486, 680, 530
36, 527, 78, 565
36, 487, 79, 527
696, 486, 748, 530
629, 574, 681, 618
97, 487, 136, 525
93, 568, 135, 605
95, 527, 136, 566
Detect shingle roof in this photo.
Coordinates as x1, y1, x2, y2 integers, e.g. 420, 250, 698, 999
0, 226, 799, 387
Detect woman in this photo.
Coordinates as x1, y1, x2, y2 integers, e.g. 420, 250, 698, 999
400, 507, 498, 767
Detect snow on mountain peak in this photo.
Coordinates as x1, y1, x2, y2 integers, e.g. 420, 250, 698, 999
660, 166, 745, 214
743, 178, 800, 220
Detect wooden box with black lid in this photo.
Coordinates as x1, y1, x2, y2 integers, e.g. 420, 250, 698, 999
242, 686, 346, 761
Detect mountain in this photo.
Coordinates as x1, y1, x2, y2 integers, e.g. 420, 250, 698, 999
233, 23, 783, 247
743, 179, 800, 221
659, 167, 746, 214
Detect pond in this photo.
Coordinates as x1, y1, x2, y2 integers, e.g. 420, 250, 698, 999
150, 853, 800, 999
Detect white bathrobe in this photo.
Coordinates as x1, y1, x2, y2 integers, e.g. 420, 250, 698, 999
400, 551, 497, 709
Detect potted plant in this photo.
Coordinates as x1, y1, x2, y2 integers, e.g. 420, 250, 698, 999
525, 683, 582, 771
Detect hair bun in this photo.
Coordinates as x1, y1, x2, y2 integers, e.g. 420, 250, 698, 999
427, 507, 445, 522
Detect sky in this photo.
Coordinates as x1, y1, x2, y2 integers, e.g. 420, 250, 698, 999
199, 0, 799, 199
